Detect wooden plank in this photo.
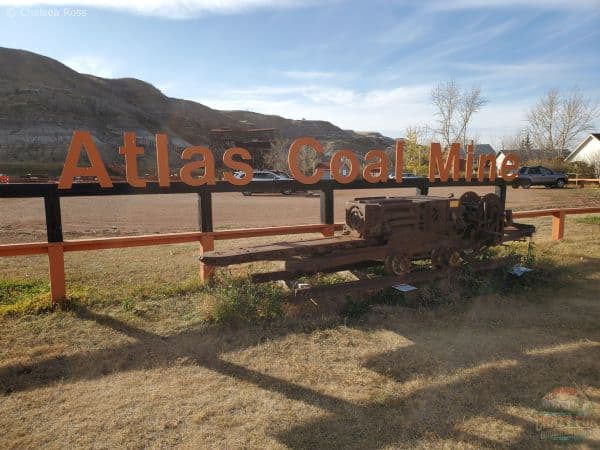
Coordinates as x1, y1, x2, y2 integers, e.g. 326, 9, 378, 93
284, 246, 386, 272
293, 256, 519, 298
502, 224, 535, 242
62, 232, 206, 251
213, 224, 343, 240
512, 209, 559, 218
513, 207, 600, 219
201, 235, 366, 266
57, 224, 344, 252
251, 261, 378, 283
0, 242, 49, 257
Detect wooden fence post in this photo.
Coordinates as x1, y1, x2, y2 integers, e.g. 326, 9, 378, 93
199, 235, 215, 283
321, 225, 335, 237
552, 210, 566, 240
47, 243, 66, 302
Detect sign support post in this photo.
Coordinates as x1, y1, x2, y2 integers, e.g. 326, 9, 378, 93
44, 194, 65, 302
198, 192, 215, 283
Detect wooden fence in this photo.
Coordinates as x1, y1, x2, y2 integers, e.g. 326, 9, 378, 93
2, 179, 598, 303
568, 178, 600, 187
512, 207, 600, 240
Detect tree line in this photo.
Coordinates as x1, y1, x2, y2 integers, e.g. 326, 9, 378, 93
263, 80, 599, 177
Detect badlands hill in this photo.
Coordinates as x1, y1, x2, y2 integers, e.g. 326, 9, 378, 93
0, 47, 393, 175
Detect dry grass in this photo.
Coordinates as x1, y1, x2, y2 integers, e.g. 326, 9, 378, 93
1, 193, 599, 448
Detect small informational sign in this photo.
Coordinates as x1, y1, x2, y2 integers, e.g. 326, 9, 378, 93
392, 283, 418, 292
509, 265, 533, 277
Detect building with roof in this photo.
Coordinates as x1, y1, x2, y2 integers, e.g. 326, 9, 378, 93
565, 133, 600, 165
457, 144, 497, 171
209, 127, 278, 168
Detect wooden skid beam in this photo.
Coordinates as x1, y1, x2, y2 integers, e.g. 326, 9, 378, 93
251, 261, 380, 283
201, 235, 367, 266
501, 224, 536, 242
293, 256, 519, 298
284, 246, 386, 272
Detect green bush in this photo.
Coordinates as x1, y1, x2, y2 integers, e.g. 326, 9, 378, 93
206, 274, 285, 324
0, 278, 53, 316
576, 215, 600, 225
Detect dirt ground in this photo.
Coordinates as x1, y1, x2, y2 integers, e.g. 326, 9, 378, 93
2, 185, 599, 243
0, 187, 599, 449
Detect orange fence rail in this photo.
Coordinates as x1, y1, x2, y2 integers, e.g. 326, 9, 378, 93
0, 223, 342, 302
1, 207, 598, 303
512, 207, 600, 240
568, 178, 600, 187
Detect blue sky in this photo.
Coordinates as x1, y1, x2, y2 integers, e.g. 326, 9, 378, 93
1, 0, 599, 146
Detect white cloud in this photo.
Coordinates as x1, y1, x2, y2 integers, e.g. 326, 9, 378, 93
455, 62, 573, 84
284, 70, 338, 80
424, 0, 600, 11
201, 82, 538, 143
201, 83, 435, 137
62, 55, 116, 78
0, 0, 315, 18
377, 17, 522, 82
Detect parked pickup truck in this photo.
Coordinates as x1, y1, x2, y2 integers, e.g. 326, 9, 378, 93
512, 166, 568, 189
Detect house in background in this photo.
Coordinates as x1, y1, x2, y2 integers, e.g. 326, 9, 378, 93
316, 162, 332, 180
458, 144, 497, 171
317, 161, 350, 180
496, 149, 522, 172
209, 127, 278, 169
565, 133, 600, 167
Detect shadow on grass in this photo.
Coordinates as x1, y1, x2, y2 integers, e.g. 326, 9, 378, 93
0, 256, 598, 448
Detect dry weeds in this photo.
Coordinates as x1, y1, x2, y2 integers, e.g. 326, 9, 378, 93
0, 191, 599, 449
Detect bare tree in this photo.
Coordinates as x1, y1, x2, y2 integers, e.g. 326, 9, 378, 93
585, 152, 600, 178
496, 133, 521, 152
431, 80, 487, 149
527, 88, 599, 157
262, 137, 290, 172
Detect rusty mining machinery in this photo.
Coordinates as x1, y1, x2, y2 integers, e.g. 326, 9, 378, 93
201, 192, 535, 293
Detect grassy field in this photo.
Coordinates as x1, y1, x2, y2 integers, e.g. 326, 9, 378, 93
0, 190, 599, 448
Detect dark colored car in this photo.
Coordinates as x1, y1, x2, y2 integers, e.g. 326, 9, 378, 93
236, 170, 295, 196
388, 172, 424, 180
512, 166, 568, 189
